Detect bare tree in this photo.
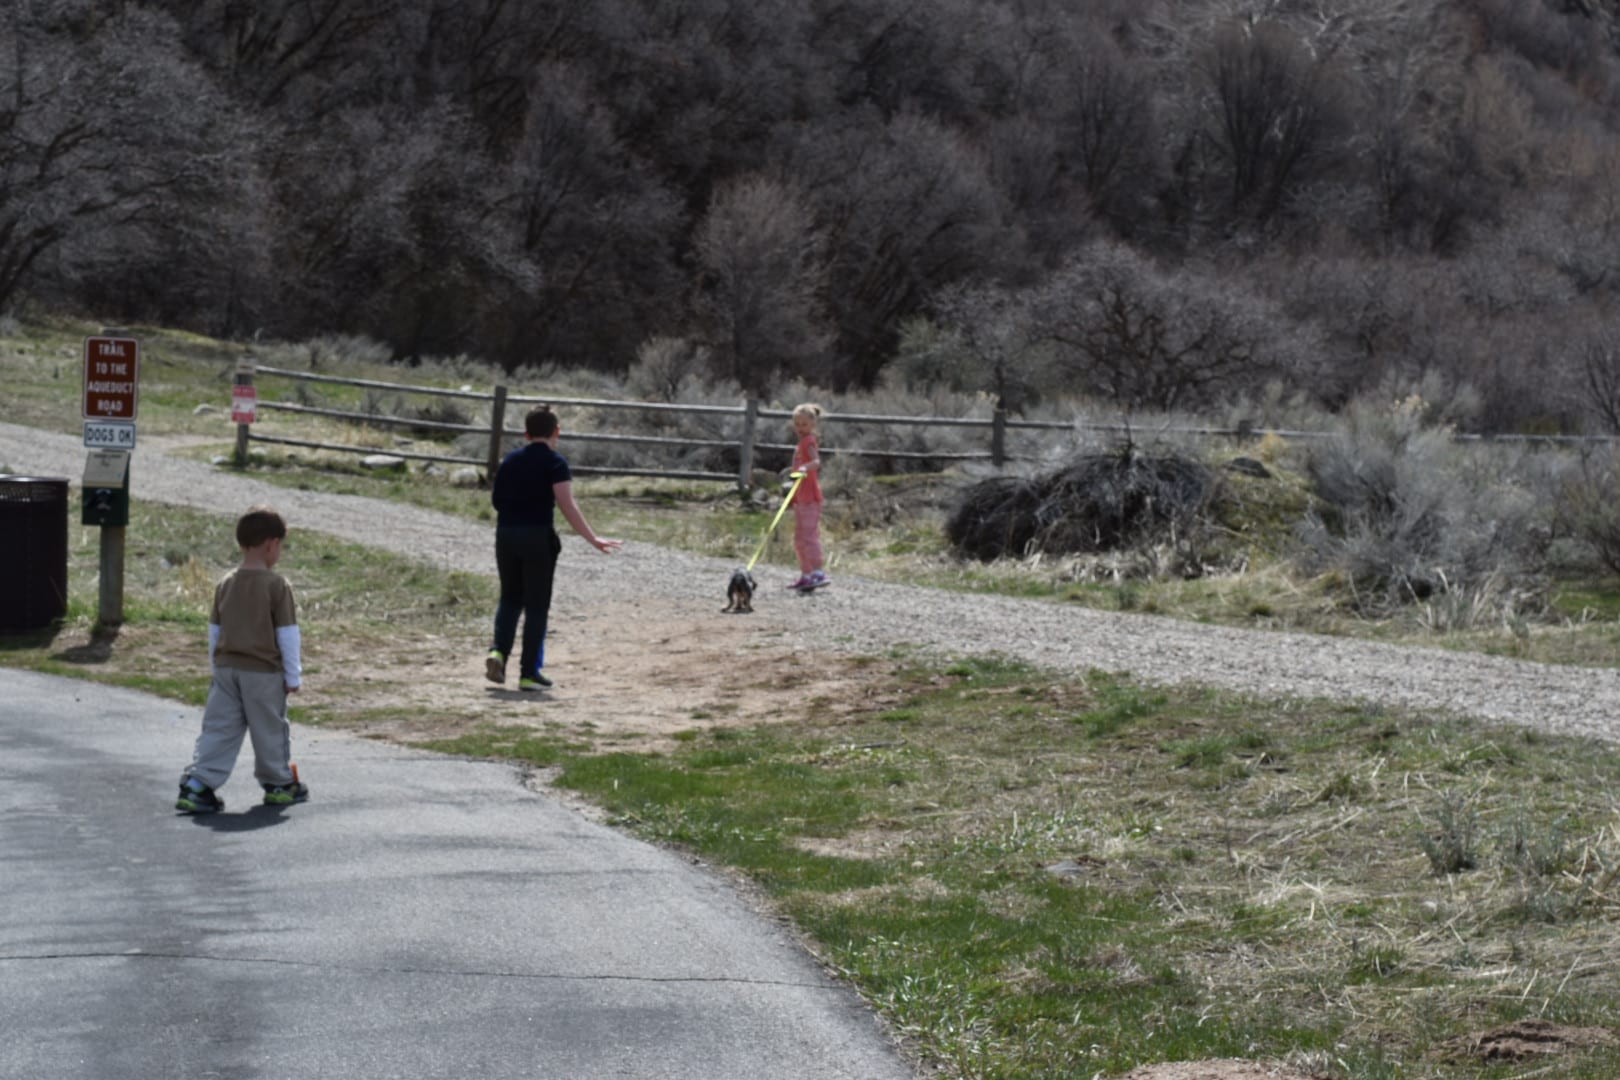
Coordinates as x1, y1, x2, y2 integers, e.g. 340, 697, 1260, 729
262, 105, 433, 338
0, 3, 249, 316
1257, 251, 1444, 404
693, 173, 830, 395
1200, 18, 1352, 221
154, 0, 412, 114
807, 0, 982, 120
411, 0, 602, 150
1062, 29, 1157, 221
927, 280, 1049, 416
1581, 332, 1620, 435
1038, 241, 1308, 410
593, 0, 830, 191
786, 110, 1012, 386
489, 63, 684, 371
975, 13, 1156, 256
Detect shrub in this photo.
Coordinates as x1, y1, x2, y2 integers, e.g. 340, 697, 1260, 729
406, 398, 473, 439
1552, 445, 1620, 576
1419, 790, 1479, 875
626, 336, 712, 403
1298, 395, 1548, 616
301, 334, 394, 370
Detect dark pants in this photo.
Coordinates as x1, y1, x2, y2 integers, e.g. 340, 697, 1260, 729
492, 525, 561, 679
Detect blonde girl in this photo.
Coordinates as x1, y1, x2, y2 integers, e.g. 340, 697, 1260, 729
785, 403, 829, 590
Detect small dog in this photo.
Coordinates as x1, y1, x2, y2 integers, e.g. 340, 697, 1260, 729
722, 567, 756, 614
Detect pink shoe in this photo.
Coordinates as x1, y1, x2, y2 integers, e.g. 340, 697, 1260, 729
786, 575, 810, 589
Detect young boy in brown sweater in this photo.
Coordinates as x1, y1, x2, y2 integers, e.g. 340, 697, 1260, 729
176, 505, 308, 813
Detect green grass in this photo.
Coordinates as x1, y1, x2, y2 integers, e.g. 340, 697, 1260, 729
415, 724, 587, 766
420, 657, 1620, 1079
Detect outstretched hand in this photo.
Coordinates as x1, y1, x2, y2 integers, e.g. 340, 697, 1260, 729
591, 536, 624, 553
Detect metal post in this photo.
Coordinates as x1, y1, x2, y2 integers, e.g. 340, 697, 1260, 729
233, 359, 254, 466
738, 396, 759, 492
487, 385, 509, 484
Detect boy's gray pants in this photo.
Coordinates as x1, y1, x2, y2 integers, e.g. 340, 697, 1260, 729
184, 667, 294, 790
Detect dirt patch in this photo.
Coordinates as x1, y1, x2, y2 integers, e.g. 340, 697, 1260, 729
1436, 1018, 1618, 1063
795, 828, 906, 861
1117, 1061, 1329, 1080
296, 599, 909, 753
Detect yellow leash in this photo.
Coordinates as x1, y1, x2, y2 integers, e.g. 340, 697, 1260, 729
745, 472, 803, 573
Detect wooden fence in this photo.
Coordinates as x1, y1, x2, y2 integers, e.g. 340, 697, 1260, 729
234, 364, 1616, 488
236, 365, 1125, 486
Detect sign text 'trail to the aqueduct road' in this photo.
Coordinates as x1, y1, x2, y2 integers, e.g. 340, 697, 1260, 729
83, 336, 140, 420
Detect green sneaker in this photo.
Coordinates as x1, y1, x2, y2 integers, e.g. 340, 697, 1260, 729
176, 779, 224, 814
517, 672, 553, 691
484, 649, 506, 684
263, 781, 310, 806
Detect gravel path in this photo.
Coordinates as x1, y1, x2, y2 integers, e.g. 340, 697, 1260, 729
7, 421, 1617, 743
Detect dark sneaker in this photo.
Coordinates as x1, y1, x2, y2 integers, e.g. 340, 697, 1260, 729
485, 649, 506, 684
518, 671, 553, 691
176, 780, 224, 814
263, 781, 310, 806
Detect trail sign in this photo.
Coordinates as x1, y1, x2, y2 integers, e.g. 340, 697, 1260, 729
84, 336, 140, 420
231, 384, 258, 423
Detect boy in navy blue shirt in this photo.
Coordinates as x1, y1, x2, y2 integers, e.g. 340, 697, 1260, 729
485, 407, 622, 691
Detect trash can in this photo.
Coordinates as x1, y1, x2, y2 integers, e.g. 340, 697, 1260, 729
0, 475, 70, 632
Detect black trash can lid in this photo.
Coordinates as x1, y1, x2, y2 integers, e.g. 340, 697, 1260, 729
0, 475, 71, 501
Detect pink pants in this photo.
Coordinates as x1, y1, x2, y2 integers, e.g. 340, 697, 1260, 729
794, 500, 823, 573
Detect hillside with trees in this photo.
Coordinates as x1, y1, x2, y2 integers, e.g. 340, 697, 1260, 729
7, 0, 1620, 431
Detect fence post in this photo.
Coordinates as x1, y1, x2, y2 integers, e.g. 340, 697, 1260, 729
487, 385, 509, 484
233, 359, 254, 467
991, 402, 1007, 468
738, 396, 759, 491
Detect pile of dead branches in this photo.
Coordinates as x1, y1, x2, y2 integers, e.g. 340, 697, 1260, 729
946, 443, 1215, 562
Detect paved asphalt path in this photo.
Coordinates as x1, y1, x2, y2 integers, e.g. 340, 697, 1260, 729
0, 669, 916, 1080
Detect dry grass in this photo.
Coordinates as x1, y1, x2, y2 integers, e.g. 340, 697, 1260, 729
528, 657, 1620, 1077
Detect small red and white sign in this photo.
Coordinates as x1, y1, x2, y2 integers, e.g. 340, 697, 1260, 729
83, 336, 140, 420
231, 385, 258, 424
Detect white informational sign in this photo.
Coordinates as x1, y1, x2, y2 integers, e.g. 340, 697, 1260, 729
83, 449, 131, 488
84, 420, 137, 450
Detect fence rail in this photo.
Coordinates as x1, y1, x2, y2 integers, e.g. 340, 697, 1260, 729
236, 365, 1616, 488
239, 365, 1041, 485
